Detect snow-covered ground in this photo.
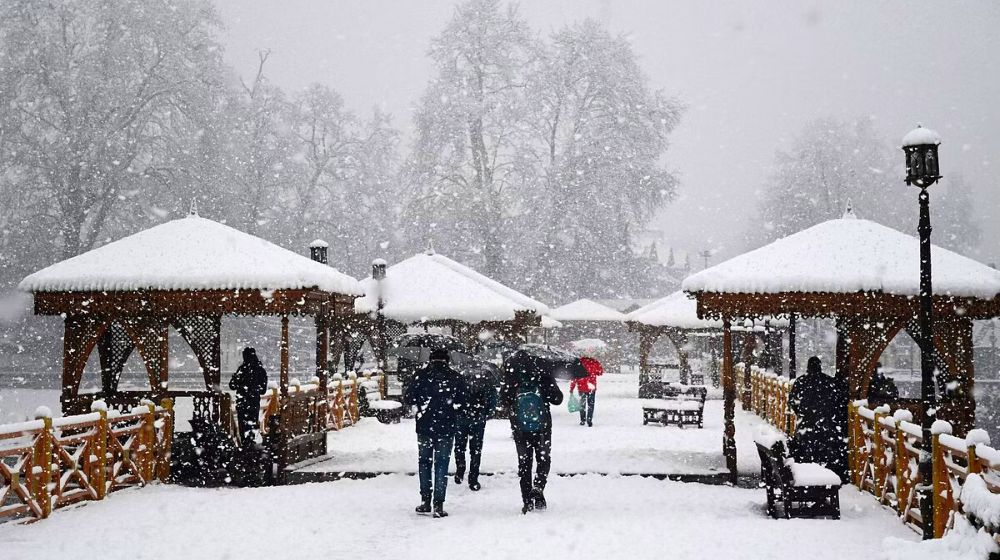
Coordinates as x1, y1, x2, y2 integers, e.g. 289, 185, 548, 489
0, 473, 916, 560
298, 372, 763, 476
0, 371, 925, 559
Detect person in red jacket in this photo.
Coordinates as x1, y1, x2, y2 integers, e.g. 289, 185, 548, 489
570, 356, 603, 427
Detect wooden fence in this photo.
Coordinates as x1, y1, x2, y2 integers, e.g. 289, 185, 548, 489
0, 400, 173, 523
749, 369, 1000, 542
258, 370, 383, 435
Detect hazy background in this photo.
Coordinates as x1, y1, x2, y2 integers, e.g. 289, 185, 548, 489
214, 0, 1000, 264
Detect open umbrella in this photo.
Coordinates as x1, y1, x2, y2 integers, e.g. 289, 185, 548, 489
508, 344, 588, 380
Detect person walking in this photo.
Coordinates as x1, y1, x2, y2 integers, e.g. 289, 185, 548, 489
454, 358, 499, 491
569, 354, 603, 427
229, 347, 268, 444
789, 356, 848, 482
500, 350, 563, 514
405, 348, 467, 518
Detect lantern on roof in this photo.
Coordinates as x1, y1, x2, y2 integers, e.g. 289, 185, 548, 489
902, 124, 942, 188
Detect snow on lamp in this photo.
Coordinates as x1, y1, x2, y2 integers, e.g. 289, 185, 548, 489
902, 124, 941, 188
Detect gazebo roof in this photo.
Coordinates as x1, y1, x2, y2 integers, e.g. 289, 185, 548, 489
627, 291, 721, 330
627, 291, 788, 331
20, 215, 363, 296
354, 252, 548, 324
550, 299, 627, 322
682, 216, 1000, 300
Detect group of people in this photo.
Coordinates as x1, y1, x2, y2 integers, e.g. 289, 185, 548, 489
405, 347, 604, 518
228, 344, 603, 517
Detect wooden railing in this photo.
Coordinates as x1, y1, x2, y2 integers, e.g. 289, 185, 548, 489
0, 400, 173, 522
258, 370, 384, 435
748, 371, 1000, 542
746, 365, 795, 435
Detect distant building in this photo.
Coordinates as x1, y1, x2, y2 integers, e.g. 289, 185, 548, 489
631, 228, 692, 294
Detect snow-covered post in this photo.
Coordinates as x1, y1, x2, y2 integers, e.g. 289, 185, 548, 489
931, 420, 953, 538
310, 240, 331, 425
157, 399, 173, 482
722, 317, 737, 484
91, 400, 109, 499
372, 258, 388, 371
31, 407, 53, 518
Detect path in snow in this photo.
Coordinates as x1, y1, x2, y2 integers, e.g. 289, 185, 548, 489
0, 473, 916, 560
297, 372, 765, 476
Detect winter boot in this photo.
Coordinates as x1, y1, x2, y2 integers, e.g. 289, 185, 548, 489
469, 479, 481, 492
521, 500, 534, 515
454, 469, 464, 485
433, 502, 449, 518
415, 500, 432, 515
533, 489, 547, 511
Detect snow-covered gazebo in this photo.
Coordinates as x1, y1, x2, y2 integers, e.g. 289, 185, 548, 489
683, 212, 1000, 476
20, 213, 363, 430
353, 250, 549, 364
547, 299, 629, 365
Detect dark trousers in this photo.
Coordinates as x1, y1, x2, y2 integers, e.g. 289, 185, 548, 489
418, 434, 454, 504
454, 421, 486, 483
235, 396, 260, 443
513, 429, 552, 503
578, 391, 596, 425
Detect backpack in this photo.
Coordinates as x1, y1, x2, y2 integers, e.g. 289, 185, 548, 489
515, 375, 544, 433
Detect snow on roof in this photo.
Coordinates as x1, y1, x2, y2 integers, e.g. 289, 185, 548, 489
901, 125, 941, 147
540, 315, 563, 329
550, 298, 627, 322
354, 252, 547, 324
682, 217, 1000, 299
627, 291, 721, 330
20, 215, 363, 295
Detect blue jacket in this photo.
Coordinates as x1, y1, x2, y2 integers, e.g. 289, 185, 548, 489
405, 360, 468, 438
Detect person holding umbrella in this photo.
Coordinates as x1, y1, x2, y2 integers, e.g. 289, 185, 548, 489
500, 349, 564, 514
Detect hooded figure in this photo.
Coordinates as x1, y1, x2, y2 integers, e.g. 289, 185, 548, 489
229, 347, 268, 443
405, 348, 467, 518
500, 350, 564, 514
453, 358, 499, 491
789, 356, 848, 481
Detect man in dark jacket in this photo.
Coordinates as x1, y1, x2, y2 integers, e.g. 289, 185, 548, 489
789, 356, 848, 482
454, 358, 499, 491
500, 350, 564, 514
229, 347, 268, 444
405, 348, 467, 518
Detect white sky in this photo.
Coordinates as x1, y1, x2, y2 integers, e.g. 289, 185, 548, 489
213, 0, 1000, 265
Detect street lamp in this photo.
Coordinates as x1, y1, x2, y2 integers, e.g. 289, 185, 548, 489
902, 124, 941, 540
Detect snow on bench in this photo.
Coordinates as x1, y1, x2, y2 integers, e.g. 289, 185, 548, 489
786, 461, 842, 487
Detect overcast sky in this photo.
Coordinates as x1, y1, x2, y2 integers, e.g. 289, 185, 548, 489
213, 0, 1000, 265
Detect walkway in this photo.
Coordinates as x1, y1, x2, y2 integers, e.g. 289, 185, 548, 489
295, 372, 764, 478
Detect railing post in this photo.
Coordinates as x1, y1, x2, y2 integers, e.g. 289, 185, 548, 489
931, 433, 949, 538
872, 411, 885, 498
94, 408, 108, 499
894, 420, 908, 514
32, 414, 54, 518
158, 399, 174, 482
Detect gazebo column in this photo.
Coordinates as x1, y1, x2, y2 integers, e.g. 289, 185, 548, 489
280, 315, 290, 395
722, 318, 737, 484
316, 313, 329, 390
637, 328, 659, 397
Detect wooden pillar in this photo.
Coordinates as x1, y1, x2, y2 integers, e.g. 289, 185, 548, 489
788, 314, 797, 379
835, 317, 850, 386
280, 315, 290, 396
722, 318, 737, 484
316, 314, 329, 391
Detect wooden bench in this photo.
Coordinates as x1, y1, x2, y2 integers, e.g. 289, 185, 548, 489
755, 439, 841, 519
641, 385, 707, 428
360, 383, 403, 424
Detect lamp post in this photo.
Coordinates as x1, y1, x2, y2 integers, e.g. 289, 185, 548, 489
902, 124, 942, 540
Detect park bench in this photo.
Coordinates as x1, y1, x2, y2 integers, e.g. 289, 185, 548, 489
359, 379, 403, 424
755, 437, 841, 520
641, 384, 707, 428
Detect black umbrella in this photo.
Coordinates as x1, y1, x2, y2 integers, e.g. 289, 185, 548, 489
390, 333, 471, 366
507, 344, 588, 380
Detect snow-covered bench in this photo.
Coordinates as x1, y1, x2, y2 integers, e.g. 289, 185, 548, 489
641, 384, 707, 428
358, 381, 403, 424
755, 435, 841, 519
